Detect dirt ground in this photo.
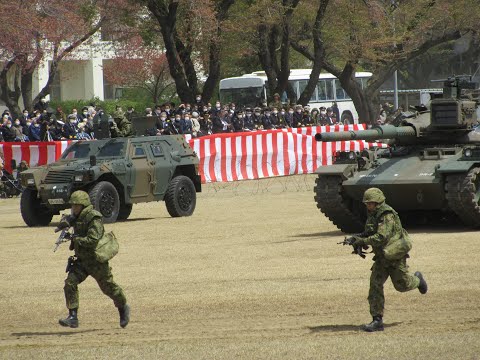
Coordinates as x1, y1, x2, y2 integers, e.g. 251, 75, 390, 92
0, 175, 479, 360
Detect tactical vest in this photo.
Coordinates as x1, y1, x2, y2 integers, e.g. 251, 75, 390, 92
365, 203, 412, 260
74, 205, 119, 263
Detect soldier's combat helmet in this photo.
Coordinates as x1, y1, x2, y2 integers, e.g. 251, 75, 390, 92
362, 187, 385, 204
70, 190, 92, 207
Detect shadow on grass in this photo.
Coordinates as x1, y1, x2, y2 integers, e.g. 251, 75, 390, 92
12, 329, 99, 337
118, 217, 157, 222
291, 230, 344, 238
308, 322, 402, 333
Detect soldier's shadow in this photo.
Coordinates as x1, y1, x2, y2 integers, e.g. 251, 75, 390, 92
118, 217, 156, 222
292, 230, 344, 238
12, 329, 99, 337
308, 322, 402, 333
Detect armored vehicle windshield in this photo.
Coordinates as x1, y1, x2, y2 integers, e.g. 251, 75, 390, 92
62, 139, 126, 160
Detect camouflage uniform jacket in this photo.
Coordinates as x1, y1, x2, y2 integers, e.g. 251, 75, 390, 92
359, 202, 409, 260
112, 118, 135, 137
72, 205, 105, 262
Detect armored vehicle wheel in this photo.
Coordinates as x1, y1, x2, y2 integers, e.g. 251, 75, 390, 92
165, 175, 196, 217
89, 181, 120, 223
446, 168, 480, 227
314, 175, 365, 233
117, 204, 133, 221
20, 188, 53, 227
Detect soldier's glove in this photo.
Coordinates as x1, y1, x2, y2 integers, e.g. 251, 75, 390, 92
55, 215, 75, 232
352, 236, 366, 247
344, 236, 356, 246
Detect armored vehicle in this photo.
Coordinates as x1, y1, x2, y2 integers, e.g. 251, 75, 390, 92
313, 75, 480, 232
20, 135, 201, 226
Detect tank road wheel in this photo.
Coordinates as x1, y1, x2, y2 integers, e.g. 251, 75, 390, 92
117, 204, 133, 221
89, 181, 120, 223
165, 175, 196, 217
20, 188, 54, 227
314, 175, 365, 233
446, 168, 480, 227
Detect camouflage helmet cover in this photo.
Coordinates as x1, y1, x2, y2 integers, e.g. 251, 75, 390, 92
363, 187, 385, 204
70, 190, 91, 207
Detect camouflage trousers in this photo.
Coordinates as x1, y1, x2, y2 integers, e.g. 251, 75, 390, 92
64, 259, 127, 310
368, 258, 420, 317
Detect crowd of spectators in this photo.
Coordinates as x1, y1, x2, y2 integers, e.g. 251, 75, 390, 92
0, 94, 350, 142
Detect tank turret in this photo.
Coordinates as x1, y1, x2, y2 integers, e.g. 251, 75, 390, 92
313, 75, 480, 233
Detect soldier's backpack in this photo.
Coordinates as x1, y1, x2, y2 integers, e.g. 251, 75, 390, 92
383, 228, 412, 261
95, 231, 119, 263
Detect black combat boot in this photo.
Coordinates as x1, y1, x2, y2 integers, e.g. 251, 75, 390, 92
119, 304, 130, 328
415, 271, 428, 294
362, 316, 384, 332
59, 309, 78, 328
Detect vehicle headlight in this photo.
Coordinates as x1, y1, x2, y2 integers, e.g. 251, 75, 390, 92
74, 174, 84, 182
464, 149, 472, 157
348, 151, 356, 160
27, 178, 35, 185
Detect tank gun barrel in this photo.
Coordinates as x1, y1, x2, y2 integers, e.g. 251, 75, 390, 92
314, 125, 416, 142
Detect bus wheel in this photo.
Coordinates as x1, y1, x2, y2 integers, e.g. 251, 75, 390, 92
341, 113, 353, 124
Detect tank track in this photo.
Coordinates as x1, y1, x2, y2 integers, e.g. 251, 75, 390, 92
314, 175, 365, 233
445, 167, 480, 227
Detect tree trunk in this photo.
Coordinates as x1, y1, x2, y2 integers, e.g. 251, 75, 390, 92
148, 0, 194, 103
296, 0, 329, 106
202, 0, 235, 102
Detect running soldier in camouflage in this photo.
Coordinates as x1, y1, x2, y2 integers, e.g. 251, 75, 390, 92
58, 190, 130, 328
351, 188, 427, 332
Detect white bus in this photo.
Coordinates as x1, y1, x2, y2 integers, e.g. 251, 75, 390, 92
219, 69, 372, 123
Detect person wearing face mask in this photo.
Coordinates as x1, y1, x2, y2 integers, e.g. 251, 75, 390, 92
270, 107, 281, 128
293, 105, 304, 127
181, 114, 193, 135
1, 120, 17, 142
80, 107, 89, 120
126, 106, 137, 121
195, 94, 203, 109
244, 108, 255, 130
261, 108, 274, 130
34, 97, 49, 113
27, 120, 41, 141
20, 109, 30, 126
12, 119, 27, 141
232, 111, 246, 132
284, 107, 294, 128
252, 107, 263, 129
212, 101, 222, 117
63, 115, 78, 139
155, 112, 168, 135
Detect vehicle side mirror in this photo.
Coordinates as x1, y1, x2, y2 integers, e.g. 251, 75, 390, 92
170, 151, 181, 162
90, 155, 97, 167
10, 159, 17, 170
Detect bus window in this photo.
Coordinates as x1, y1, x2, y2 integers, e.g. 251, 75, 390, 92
299, 80, 317, 101
334, 79, 351, 100
317, 79, 334, 101
357, 77, 369, 89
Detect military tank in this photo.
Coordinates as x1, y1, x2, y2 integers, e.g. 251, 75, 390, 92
313, 75, 480, 232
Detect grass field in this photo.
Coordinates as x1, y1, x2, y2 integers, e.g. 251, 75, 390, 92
0, 175, 479, 359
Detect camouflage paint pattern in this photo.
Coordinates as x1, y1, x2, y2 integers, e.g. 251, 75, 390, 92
64, 205, 127, 309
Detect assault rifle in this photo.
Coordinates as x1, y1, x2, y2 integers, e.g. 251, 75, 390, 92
53, 214, 74, 252
338, 236, 369, 259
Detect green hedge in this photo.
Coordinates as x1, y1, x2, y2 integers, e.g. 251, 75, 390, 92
49, 97, 151, 115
